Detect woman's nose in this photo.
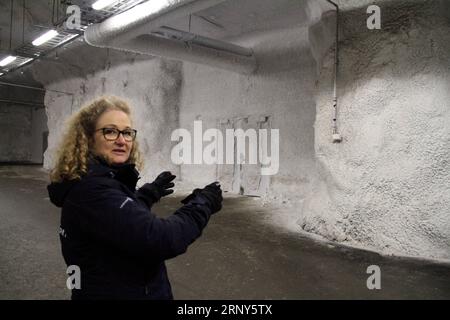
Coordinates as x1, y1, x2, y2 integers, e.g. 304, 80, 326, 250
115, 133, 127, 144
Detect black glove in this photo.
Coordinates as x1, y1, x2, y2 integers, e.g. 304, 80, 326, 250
136, 171, 176, 207
181, 182, 223, 214
180, 188, 202, 204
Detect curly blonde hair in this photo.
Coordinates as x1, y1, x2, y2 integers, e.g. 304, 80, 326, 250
49, 96, 144, 183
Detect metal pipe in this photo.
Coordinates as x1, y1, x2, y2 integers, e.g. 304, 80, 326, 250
109, 34, 257, 74
156, 26, 254, 57
22, 0, 25, 44
0, 81, 75, 114
85, 0, 257, 74
0, 81, 73, 96
0, 98, 45, 107
10, 0, 14, 50
85, 0, 226, 46
326, 0, 340, 139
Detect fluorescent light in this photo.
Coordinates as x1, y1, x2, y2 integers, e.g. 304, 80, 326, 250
113, 0, 172, 26
32, 30, 59, 46
0, 56, 16, 67
0, 73, 4, 76
92, 0, 119, 10
18, 58, 33, 67
144, 0, 173, 14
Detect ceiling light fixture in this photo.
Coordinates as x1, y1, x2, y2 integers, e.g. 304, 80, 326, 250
0, 56, 17, 67
32, 30, 59, 46
112, 0, 172, 26
18, 58, 33, 67
92, 0, 119, 10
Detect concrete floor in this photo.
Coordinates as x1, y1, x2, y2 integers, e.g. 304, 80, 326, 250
0, 165, 449, 300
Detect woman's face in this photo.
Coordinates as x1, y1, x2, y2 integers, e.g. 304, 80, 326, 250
92, 109, 133, 165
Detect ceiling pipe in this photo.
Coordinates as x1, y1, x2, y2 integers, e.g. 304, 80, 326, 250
108, 34, 256, 74
0, 80, 73, 96
155, 26, 254, 57
84, 0, 257, 74
85, 0, 221, 45
0, 98, 45, 107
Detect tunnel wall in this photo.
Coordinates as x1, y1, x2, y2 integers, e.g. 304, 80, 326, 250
303, 0, 450, 260
0, 103, 32, 162
30, 107, 47, 164
0, 85, 47, 164
34, 46, 181, 181
176, 27, 318, 202
37, 0, 450, 261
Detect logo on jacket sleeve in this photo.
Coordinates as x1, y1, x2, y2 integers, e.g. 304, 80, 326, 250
120, 197, 134, 209
59, 227, 67, 238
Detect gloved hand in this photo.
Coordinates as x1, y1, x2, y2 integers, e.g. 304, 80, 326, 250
181, 182, 223, 214
180, 188, 202, 204
136, 171, 176, 207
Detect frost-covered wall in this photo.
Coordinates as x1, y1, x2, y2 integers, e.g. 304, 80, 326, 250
302, 0, 450, 260
177, 27, 317, 199
34, 44, 181, 181
37, 0, 450, 261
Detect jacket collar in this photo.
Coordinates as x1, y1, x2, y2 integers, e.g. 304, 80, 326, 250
87, 154, 141, 191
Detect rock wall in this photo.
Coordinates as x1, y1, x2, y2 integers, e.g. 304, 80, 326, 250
177, 26, 318, 203
0, 85, 46, 163
0, 103, 32, 162
33, 43, 182, 182
36, 0, 450, 261
303, 0, 450, 260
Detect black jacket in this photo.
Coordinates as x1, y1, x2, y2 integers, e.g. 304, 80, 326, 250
47, 156, 213, 300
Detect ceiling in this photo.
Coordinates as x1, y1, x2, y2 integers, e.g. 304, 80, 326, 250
0, 0, 314, 85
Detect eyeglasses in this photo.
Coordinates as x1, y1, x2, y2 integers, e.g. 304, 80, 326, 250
96, 127, 137, 142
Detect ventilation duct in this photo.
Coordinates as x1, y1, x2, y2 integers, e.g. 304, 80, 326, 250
84, 0, 257, 74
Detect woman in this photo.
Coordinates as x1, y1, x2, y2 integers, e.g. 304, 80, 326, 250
47, 96, 222, 300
